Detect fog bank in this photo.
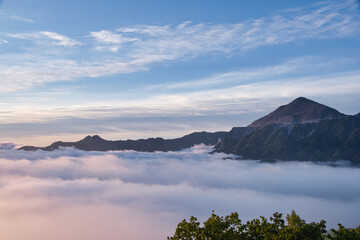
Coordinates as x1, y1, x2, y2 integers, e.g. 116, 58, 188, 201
0, 145, 359, 239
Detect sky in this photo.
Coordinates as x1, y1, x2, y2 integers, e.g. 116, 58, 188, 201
0, 144, 359, 240
0, 0, 360, 146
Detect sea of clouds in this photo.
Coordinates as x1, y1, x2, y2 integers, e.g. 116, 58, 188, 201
0, 143, 359, 240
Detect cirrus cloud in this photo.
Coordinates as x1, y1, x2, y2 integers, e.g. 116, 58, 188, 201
7, 31, 81, 47
0, 0, 359, 92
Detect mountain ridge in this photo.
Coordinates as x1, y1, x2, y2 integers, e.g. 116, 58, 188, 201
20, 97, 360, 164
19, 131, 227, 152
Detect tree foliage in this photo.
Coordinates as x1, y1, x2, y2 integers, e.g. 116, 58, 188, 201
168, 210, 360, 240
327, 224, 360, 240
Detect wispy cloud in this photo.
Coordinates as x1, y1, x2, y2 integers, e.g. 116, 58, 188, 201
147, 56, 357, 91
7, 31, 81, 47
90, 30, 138, 52
0, 38, 7, 44
9, 15, 34, 23
0, 146, 359, 239
113, 0, 359, 56
40, 31, 81, 47
3, 74, 360, 121
0, 54, 147, 92
0, 0, 358, 92
0, 11, 34, 23
0, 61, 359, 146
91, 30, 135, 44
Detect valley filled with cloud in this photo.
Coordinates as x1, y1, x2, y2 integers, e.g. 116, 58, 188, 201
0, 144, 359, 240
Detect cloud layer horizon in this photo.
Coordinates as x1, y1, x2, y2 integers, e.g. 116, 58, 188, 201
0, 145, 359, 240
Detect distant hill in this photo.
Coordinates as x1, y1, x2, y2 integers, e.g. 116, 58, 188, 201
215, 97, 360, 164
19, 131, 227, 152
248, 97, 345, 127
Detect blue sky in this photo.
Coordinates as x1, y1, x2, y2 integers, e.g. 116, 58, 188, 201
0, 0, 360, 146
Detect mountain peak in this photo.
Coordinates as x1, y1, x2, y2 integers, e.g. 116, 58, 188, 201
248, 97, 346, 128
288, 96, 318, 106
81, 135, 105, 142
293, 96, 311, 101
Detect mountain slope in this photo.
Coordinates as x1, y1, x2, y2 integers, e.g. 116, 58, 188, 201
233, 115, 360, 162
248, 97, 346, 128
213, 127, 258, 153
19, 131, 227, 152
215, 97, 359, 163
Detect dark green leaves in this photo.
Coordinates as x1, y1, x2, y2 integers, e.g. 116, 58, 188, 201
168, 211, 359, 240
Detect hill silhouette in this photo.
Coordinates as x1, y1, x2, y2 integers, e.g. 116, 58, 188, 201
19, 131, 227, 152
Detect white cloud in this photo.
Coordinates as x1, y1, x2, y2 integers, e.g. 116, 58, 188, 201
40, 31, 81, 47
1, 0, 358, 91
0, 55, 145, 92
0, 38, 7, 44
9, 15, 34, 23
0, 146, 359, 240
0, 11, 34, 23
115, 0, 359, 56
148, 56, 356, 90
0, 58, 358, 122
90, 30, 138, 52
90, 30, 137, 44
118, 24, 172, 36
7, 31, 81, 47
